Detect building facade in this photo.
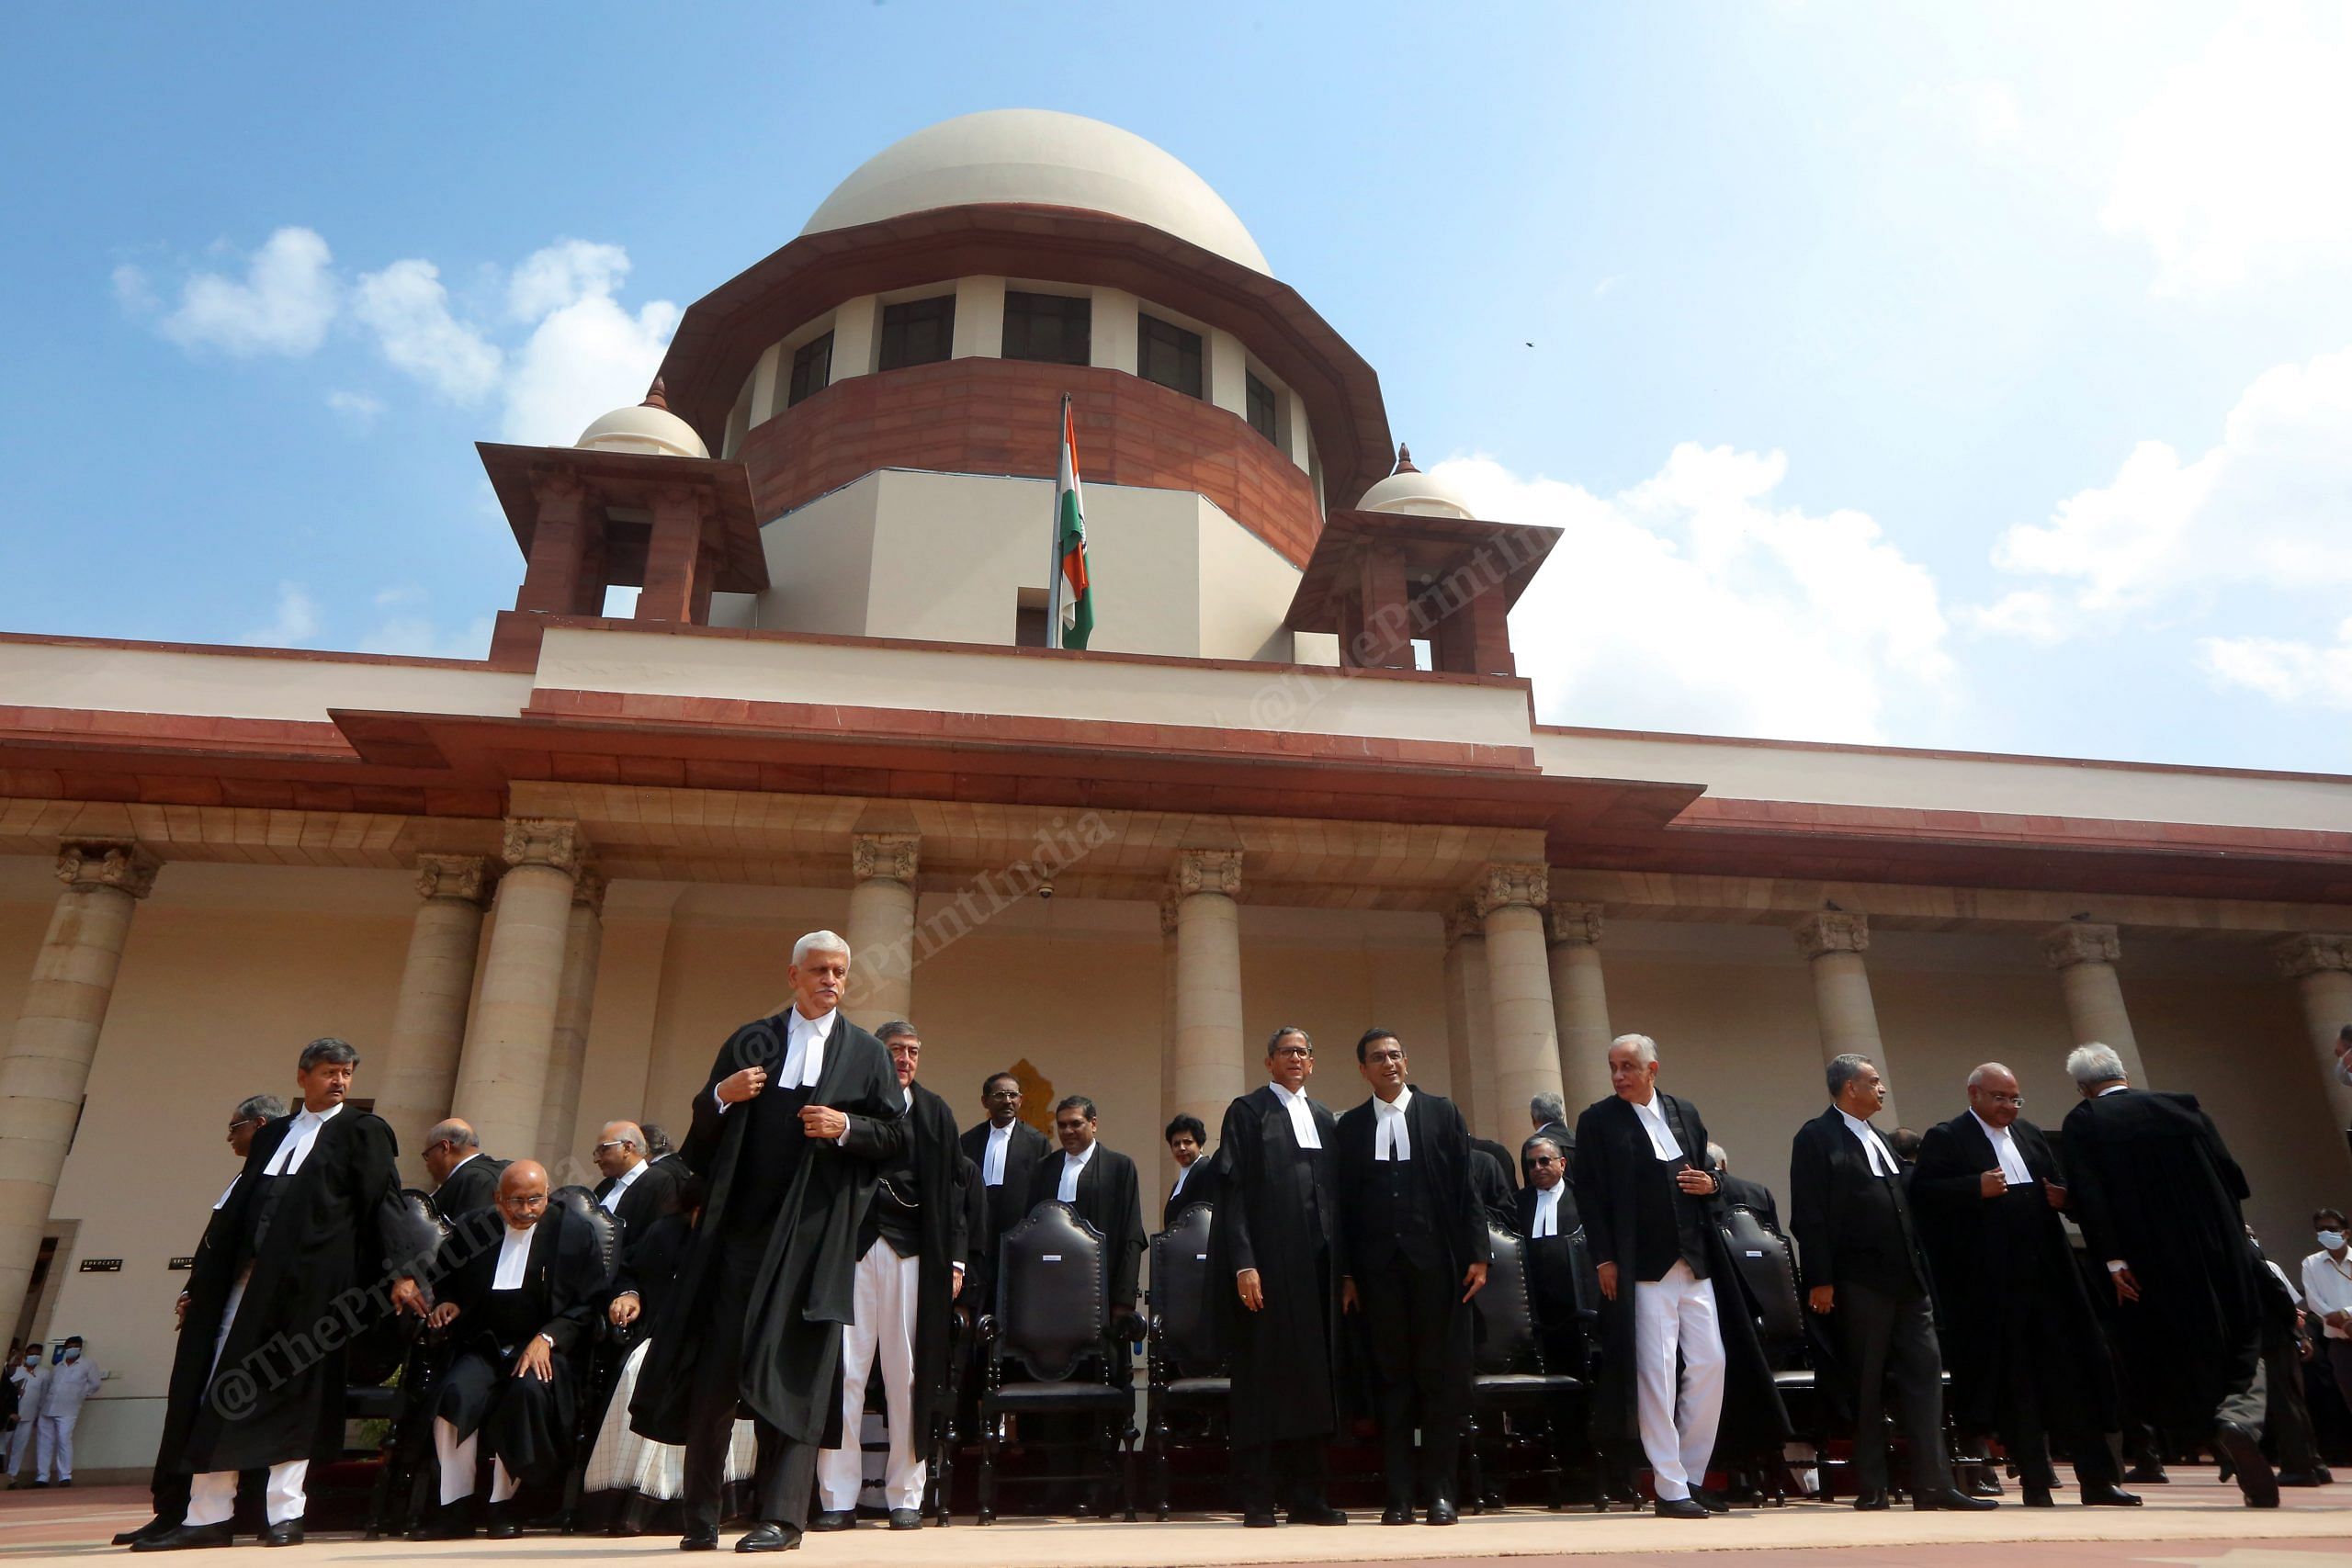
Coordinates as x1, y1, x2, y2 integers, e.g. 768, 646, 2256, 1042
4, 109, 2350, 1472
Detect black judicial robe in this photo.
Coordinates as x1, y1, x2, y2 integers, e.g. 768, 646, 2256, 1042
1161, 1156, 1222, 1230
899, 1081, 971, 1443
1470, 1142, 1518, 1225
2059, 1087, 2263, 1430
1720, 1174, 1781, 1236
1910, 1111, 2117, 1436
1028, 1143, 1148, 1310
1331, 1089, 1487, 1284
598, 1156, 684, 1241
163, 1106, 413, 1472
1570, 1093, 1788, 1450
629, 1013, 907, 1449
614, 1212, 695, 1337
432, 1202, 605, 1478
959, 1118, 1050, 1297
1212, 1086, 1342, 1446
433, 1154, 509, 1224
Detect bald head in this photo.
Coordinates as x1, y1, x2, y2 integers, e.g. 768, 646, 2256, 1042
1966, 1062, 2024, 1130
594, 1120, 647, 1180
495, 1159, 550, 1231
423, 1118, 481, 1184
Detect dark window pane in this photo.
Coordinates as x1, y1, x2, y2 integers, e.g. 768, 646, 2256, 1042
1002, 290, 1091, 366
1013, 603, 1048, 648
1136, 313, 1204, 399
1246, 370, 1278, 445
786, 332, 832, 408
879, 295, 956, 370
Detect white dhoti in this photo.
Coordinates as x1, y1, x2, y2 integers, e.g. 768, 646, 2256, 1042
817, 1245, 924, 1513
1632, 1260, 1726, 1502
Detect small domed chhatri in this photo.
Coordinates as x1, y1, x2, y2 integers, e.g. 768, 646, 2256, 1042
575, 378, 709, 460
1355, 444, 1476, 520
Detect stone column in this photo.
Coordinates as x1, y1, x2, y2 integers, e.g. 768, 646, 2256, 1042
1548, 900, 1613, 1114
1793, 910, 1901, 1127
2277, 934, 2352, 1132
0, 841, 159, 1317
843, 834, 919, 1029
1168, 851, 1246, 1139
451, 819, 583, 1161
536, 869, 606, 1172
2041, 922, 2151, 1088
1442, 904, 1496, 1140
375, 853, 493, 1176
1159, 895, 1181, 1127
1476, 863, 1565, 1138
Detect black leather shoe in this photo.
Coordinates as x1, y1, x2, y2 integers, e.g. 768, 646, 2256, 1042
1852, 1488, 1890, 1511
2213, 1421, 2278, 1508
484, 1506, 519, 1541
888, 1509, 922, 1529
1689, 1486, 1730, 1514
2124, 1460, 2169, 1483
130, 1524, 234, 1551
679, 1531, 718, 1551
2081, 1483, 2141, 1506
113, 1516, 178, 1546
408, 1506, 475, 1542
1288, 1504, 1348, 1526
735, 1523, 802, 1552
608, 1520, 642, 1537
808, 1512, 856, 1533
2278, 1469, 2327, 1487
1424, 1497, 1459, 1526
1379, 1505, 1412, 1525
259, 1517, 304, 1547
1917, 1486, 1998, 1511
1241, 1509, 1278, 1529
1965, 1473, 2004, 1496
2021, 1483, 2054, 1507
1653, 1495, 1710, 1519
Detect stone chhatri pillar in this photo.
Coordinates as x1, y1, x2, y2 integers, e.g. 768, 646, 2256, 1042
451, 819, 584, 1161
2277, 934, 2352, 1132
1442, 903, 1496, 1140
843, 834, 920, 1030
537, 869, 607, 1171
1168, 851, 1246, 1140
1548, 900, 1614, 1116
1476, 863, 1565, 1138
1794, 909, 1901, 1128
0, 840, 160, 1317
375, 853, 494, 1179
2041, 922, 2151, 1088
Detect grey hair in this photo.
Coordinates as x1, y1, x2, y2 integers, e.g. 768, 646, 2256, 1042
1526, 1135, 1563, 1159
425, 1118, 480, 1150
1611, 1032, 1658, 1066
1706, 1141, 1728, 1169
298, 1036, 360, 1071
1826, 1053, 1876, 1099
2066, 1043, 2129, 1089
234, 1093, 287, 1123
792, 929, 852, 966
875, 1020, 920, 1044
1265, 1025, 1313, 1054
1530, 1091, 1566, 1125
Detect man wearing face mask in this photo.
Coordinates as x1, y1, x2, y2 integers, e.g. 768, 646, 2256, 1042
2301, 1210, 2352, 1426
6, 1347, 45, 1486
25, 1337, 100, 1488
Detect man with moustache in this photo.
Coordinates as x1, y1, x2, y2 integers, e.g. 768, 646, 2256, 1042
959, 1073, 1049, 1304
628, 931, 908, 1552
1574, 1033, 1785, 1519
1214, 1027, 1347, 1529
1911, 1063, 2135, 1507
1333, 1029, 1487, 1526
813, 1021, 967, 1532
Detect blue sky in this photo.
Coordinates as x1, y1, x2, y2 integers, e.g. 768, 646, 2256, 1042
6, 2, 2350, 771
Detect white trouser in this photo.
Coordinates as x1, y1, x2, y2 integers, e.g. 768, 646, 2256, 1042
433, 1417, 517, 1506
33, 1414, 72, 1480
185, 1262, 308, 1528
817, 1246, 924, 1512
1632, 1261, 1726, 1501
5, 1417, 29, 1475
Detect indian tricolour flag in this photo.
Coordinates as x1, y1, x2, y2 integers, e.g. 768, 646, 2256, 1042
1050, 396, 1093, 649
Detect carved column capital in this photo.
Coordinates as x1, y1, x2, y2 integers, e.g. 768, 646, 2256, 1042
1171, 849, 1241, 899
2276, 933, 2352, 980
1443, 900, 1485, 948
1471, 862, 1549, 919
851, 832, 921, 886
414, 852, 493, 907
1548, 900, 1603, 947
572, 867, 609, 916
1794, 909, 1870, 960
528, 469, 587, 511
2041, 922, 2121, 970
1158, 892, 1181, 937
501, 818, 585, 876
56, 840, 160, 899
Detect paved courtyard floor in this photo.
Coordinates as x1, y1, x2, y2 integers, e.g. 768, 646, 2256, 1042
3, 1479, 2346, 1565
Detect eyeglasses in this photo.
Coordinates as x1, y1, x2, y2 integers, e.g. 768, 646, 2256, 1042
1980, 1092, 2024, 1106
226, 1118, 262, 1134
592, 1140, 632, 1154
1364, 1049, 1407, 1065
1270, 1045, 1311, 1059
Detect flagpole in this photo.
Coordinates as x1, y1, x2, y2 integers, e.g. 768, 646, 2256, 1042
1046, 394, 1069, 650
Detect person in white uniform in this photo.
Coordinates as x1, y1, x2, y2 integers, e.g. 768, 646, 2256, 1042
28, 1337, 99, 1486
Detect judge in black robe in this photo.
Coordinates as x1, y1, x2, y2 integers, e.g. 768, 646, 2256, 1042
1911, 1066, 2129, 1506
2059, 1048, 2275, 1506
1161, 1113, 1222, 1228
959, 1075, 1050, 1305
1028, 1101, 1148, 1315
1212, 1028, 1347, 1526
143, 1039, 418, 1551
593, 1122, 683, 1241
416, 1162, 605, 1537
424, 1121, 506, 1225
1709, 1143, 1782, 1235
815, 1023, 969, 1528
1516, 1135, 1583, 1357
628, 934, 908, 1551
1332, 1030, 1487, 1524
1572, 1035, 1786, 1518
1469, 1141, 1519, 1224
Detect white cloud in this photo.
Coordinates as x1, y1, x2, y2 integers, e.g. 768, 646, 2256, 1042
111, 264, 158, 314
2201, 621, 2352, 711
352, 258, 503, 402
499, 242, 679, 445
2105, 3, 2352, 295
506, 240, 631, 321
360, 614, 495, 660
1909, 80, 2023, 151
1981, 342, 2352, 629
157, 228, 337, 357
1439, 445, 1954, 743
326, 389, 384, 428
241, 581, 320, 648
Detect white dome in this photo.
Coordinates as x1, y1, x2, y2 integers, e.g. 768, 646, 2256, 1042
801, 109, 1270, 275
1356, 446, 1476, 519
576, 398, 708, 460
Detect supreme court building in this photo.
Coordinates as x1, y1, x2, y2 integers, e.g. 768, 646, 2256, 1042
4, 110, 2350, 1473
